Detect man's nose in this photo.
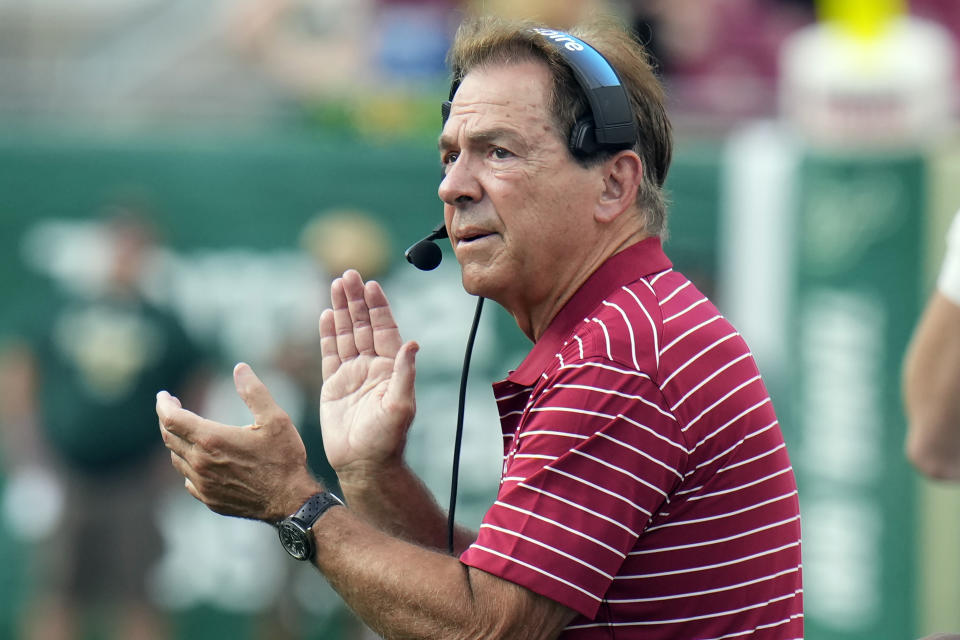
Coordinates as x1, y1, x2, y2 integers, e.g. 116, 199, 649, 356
438, 156, 482, 206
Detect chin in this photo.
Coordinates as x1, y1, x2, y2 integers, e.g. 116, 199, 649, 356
459, 265, 504, 301
460, 272, 486, 297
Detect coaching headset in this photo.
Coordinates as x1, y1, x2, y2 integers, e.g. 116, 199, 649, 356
403, 27, 640, 554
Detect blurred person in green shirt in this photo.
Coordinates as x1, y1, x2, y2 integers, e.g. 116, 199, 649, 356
0, 205, 209, 640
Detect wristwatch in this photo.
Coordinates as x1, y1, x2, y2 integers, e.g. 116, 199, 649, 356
277, 491, 344, 561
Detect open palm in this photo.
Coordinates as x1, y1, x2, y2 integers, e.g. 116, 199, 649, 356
319, 270, 417, 474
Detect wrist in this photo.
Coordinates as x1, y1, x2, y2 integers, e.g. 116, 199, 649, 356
335, 458, 408, 493
270, 475, 325, 524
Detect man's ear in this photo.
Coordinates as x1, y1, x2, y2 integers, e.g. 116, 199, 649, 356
596, 151, 643, 223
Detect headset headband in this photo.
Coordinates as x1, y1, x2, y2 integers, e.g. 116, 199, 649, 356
441, 27, 639, 155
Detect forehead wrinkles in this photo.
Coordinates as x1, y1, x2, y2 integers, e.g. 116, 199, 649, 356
441, 63, 558, 144
440, 95, 557, 152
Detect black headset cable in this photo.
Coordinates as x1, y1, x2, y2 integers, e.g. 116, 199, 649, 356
447, 295, 485, 554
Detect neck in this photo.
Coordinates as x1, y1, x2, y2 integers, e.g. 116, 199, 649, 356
512, 230, 649, 342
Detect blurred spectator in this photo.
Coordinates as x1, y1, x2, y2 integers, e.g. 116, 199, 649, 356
903, 208, 960, 482
0, 203, 209, 640
267, 209, 392, 639
5, 0, 959, 135
911, 0, 960, 89
230, 0, 457, 94
912, 0, 960, 41
628, 0, 815, 126
228, 0, 458, 137
779, 0, 956, 148
0, 1, 290, 124
229, 0, 378, 96
462, 0, 612, 29
376, 0, 458, 82
274, 209, 391, 503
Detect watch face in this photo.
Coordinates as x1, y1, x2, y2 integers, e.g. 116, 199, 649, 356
278, 520, 312, 561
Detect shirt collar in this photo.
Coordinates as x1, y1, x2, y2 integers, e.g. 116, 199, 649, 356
507, 237, 672, 386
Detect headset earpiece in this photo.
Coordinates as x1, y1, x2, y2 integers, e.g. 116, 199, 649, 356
568, 116, 599, 158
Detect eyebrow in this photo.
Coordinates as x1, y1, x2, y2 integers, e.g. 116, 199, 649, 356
438, 127, 527, 153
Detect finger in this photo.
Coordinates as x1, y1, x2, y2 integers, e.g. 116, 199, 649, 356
365, 280, 403, 356
234, 362, 288, 427
343, 269, 375, 355
160, 422, 192, 460
184, 477, 202, 503
168, 449, 194, 482
156, 391, 196, 443
158, 390, 182, 410
384, 340, 419, 413
331, 276, 359, 359
319, 309, 341, 382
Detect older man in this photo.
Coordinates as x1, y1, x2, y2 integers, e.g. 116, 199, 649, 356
158, 16, 803, 639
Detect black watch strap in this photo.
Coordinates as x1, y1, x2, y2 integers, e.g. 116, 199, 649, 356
290, 491, 344, 528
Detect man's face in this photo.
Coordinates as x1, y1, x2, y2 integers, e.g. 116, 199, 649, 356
438, 60, 601, 322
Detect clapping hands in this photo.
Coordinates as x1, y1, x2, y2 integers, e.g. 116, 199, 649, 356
318, 270, 419, 481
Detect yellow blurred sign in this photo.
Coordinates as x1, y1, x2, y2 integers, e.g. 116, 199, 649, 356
817, 0, 906, 39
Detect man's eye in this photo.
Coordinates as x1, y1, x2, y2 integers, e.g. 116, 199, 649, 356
443, 152, 459, 165
492, 147, 512, 159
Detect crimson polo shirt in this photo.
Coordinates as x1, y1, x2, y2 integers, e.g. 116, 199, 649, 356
460, 238, 803, 639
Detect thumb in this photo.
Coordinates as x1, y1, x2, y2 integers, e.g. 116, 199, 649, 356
233, 362, 286, 427
385, 341, 418, 410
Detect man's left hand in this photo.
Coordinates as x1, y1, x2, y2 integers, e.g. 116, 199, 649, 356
157, 363, 320, 522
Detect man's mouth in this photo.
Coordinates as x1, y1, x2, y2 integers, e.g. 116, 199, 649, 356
458, 230, 493, 244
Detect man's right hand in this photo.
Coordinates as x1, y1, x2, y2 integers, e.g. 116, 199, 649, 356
318, 270, 418, 482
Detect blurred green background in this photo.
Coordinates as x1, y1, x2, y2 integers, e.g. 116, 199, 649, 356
1, 1, 959, 639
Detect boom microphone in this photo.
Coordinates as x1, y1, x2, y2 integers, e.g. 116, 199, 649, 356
405, 222, 448, 271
